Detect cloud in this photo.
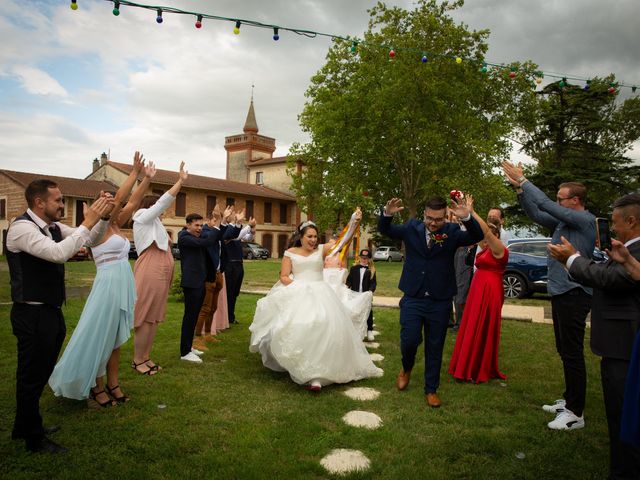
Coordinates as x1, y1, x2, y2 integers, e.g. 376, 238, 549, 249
10, 65, 69, 97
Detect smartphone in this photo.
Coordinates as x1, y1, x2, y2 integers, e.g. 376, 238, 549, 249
595, 217, 611, 251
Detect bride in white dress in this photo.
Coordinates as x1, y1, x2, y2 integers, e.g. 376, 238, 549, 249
249, 220, 383, 391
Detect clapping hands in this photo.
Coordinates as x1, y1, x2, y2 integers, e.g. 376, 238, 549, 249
384, 198, 404, 215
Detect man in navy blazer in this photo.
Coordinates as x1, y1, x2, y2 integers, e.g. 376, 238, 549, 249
177, 213, 235, 363
378, 195, 483, 407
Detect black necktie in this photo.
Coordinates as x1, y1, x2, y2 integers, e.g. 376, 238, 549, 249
49, 224, 62, 242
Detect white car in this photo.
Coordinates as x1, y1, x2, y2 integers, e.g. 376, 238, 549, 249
373, 246, 404, 262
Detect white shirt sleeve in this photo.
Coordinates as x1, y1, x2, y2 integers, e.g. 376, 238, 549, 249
6, 220, 91, 264
566, 252, 581, 270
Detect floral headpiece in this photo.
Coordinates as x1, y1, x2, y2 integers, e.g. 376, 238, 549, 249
299, 220, 317, 232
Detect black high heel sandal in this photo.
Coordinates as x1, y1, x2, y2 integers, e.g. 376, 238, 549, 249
89, 388, 115, 408
105, 384, 130, 404
131, 360, 157, 376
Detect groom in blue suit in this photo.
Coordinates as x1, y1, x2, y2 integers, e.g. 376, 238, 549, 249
378, 196, 483, 407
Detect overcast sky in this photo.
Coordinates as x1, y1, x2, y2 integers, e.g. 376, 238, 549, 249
0, 0, 638, 179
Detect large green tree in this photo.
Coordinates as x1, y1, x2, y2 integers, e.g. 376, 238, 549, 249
289, 0, 538, 230
512, 77, 640, 224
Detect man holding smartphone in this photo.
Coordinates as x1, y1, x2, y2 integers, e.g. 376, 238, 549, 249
502, 161, 596, 431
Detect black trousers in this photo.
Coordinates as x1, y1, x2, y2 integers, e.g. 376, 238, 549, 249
225, 262, 244, 323
551, 288, 591, 417
11, 303, 66, 446
181, 286, 206, 357
601, 357, 640, 480
367, 309, 374, 331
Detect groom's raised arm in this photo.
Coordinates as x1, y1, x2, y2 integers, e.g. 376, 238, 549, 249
378, 198, 407, 239
457, 215, 484, 246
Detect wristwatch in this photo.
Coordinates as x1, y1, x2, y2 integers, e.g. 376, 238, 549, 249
517, 175, 526, 185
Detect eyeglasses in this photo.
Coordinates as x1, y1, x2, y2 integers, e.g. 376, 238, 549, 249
556, 195, 576, 202
425, 216, 446, 223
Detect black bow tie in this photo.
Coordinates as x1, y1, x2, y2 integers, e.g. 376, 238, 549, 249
359, 265, 369, 269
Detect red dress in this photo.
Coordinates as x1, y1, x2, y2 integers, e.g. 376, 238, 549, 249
448, 247, 509, 383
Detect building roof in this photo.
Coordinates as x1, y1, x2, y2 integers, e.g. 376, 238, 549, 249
0, 169, 116, 199
243, 100, 259, 134
104, 161, 295, 201
248, 155, 290, 166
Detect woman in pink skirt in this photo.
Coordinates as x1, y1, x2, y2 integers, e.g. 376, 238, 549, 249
131, 162, 188, 375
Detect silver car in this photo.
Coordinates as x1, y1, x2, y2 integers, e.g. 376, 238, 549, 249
373, 246, 404, 262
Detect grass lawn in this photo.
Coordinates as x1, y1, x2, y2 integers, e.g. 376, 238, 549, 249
0, 259, 609, 479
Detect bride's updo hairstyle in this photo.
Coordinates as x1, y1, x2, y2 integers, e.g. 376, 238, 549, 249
287, 220, 319, 248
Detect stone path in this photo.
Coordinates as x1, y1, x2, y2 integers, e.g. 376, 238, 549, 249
319, 328, 383, 475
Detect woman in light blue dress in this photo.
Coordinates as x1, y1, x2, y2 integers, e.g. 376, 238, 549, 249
49, 153, 155, 406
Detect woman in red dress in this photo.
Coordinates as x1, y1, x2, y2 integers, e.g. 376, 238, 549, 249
448, 195, 508, 383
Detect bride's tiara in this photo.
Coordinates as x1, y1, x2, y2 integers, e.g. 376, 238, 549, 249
299, 220, 317, 232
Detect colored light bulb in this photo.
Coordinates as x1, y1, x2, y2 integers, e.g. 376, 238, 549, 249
233, 21, 241, 35
559, 77, 567, 88
156, 9, 163, 23
421, 53, 428, 63
481, 63, 488, 73
70, 0, 78, 10
112, 1, 120, 16
536, 77, 542, 84
389, 49, 396, 58
273, 27, 279, 41
351, 42, 358, 53
195, 15, 202, 29
455, 57, 462, 64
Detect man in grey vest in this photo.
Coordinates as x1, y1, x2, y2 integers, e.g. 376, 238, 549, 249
6, 180, 112, 454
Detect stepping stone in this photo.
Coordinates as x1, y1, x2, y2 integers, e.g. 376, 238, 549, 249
369, 353, 384, 362
342, 410, 382, 429
320, 449, 371, 475
363, 342, 380, 349
344, 387, 380, 401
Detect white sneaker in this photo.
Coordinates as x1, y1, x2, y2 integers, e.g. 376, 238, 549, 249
191, 348, 204, 356
547, 409, 584, 430
181, 352, 203, 363
542, 399, 566, 414
366, 331, 375, 342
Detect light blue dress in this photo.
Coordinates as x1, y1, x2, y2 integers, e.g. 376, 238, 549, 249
49, 235, 135, 400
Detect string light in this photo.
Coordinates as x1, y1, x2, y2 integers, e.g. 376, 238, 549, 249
79, 0, 639, 94
583, 79, 591, 91
112, 1, 120, 16
509, 66, 517, 79
608, 82, 617, 94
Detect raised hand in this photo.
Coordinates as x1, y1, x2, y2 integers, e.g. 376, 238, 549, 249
384, 198, 404, 215
449, 196, 470, 219
236, 208, 247, 224
547, 236, 577, 264
465, 193, 475, 212
178, 161, 188, 182
501, 160, 524, 187
223, 205, 234, 223
607, 238, 632, 264
145, 160, 156, 179
248, 216, 257, 228
132, 151, 144, 173
354, 207, 362, 222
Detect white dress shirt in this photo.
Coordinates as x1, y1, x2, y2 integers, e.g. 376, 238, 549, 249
6, 209, 106, 264
566, 236, 640, 269
132, 192, 175, 253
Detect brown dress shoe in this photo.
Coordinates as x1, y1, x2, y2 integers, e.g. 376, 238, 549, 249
204, 334, 221, 343
192, 337, 209, 352
396, 369, 411, 391
426, 393, 442, 408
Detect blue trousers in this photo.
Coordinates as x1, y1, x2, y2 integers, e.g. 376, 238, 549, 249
399, 295, 452, 394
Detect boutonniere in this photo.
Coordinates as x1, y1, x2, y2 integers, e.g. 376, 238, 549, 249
429, 232, 448, 246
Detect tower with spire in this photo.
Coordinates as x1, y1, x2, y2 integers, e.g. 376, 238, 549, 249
224, 97, 276, 183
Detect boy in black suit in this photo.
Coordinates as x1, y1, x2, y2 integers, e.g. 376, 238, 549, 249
346, 249, 377, 341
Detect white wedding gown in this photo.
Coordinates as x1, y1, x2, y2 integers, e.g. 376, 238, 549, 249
323, 268, 372, 339
249, 246, 383, 386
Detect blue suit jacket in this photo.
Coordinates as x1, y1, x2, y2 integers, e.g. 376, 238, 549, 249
178, 228, 222, 288
378, 215, 484, 300
201, 224, 240, 273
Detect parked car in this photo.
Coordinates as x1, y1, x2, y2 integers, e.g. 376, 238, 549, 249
242, 242, 270, 260
373, 246, 404, 262
503, 237, 608, 298
503, 238, 549, 299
